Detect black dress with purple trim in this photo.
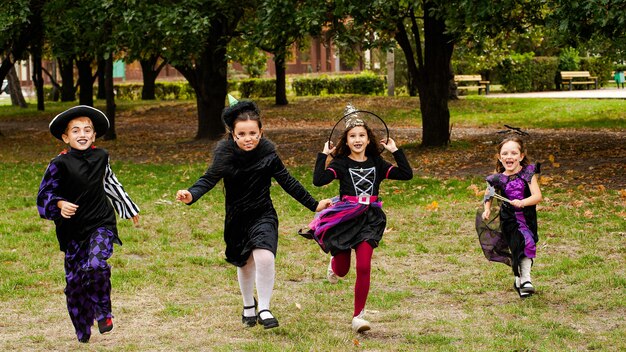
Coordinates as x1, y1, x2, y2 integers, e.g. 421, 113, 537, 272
311, 150, 412, 255
484, 163, 540, 277
187, 138, 319, 267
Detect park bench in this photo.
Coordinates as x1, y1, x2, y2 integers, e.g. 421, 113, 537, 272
560, 71, 598, 90
454, 75, 490, 95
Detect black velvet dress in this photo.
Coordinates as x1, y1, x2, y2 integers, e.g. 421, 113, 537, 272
187, 138, 319, 267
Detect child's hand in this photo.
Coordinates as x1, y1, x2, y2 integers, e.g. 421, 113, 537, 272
57, 200, 78, 219
131, 214, 140, 225
323, 141, 336, 155
482, 208, 491, 220
510, 199, 524, 208
380, 138, 398, 153
316, 198, 332, 212
176, 190, 193, 204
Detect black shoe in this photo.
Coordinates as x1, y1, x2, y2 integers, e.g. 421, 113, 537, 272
242, 298, 257, 327
78, 336, 90, 343
257, 309, 279, 329
98, 317, 113, 334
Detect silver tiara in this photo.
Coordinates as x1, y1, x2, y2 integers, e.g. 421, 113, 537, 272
343, 103, 365, 129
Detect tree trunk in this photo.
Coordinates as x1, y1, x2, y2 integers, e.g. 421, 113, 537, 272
394, 23, 419, 96
59, 58, 76, 101
386, 48, 395, 96
418, 2, 454, 147
8, 65, 27, 108
104, 55, 116, 140
140, 55, 167, 100
97, 59, 106, 100
77, 59, 94, 106
32, 48, 45, 111
274, 51, 288, 105
0, 57, 14, 84
176, 46, 229, 140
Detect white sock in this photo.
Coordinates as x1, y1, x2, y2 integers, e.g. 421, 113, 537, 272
237, 257, 256, 317
520, 257, 533, 284
253, 249, 275, 320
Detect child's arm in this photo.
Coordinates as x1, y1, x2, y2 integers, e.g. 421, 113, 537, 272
180, 165, 222, 205
37, 163, 65, 220
381, 139, 412, 180
104, 162, 140, 220
511, 174, 543, 208
482, 198, 492, 220
313, 142, 338, 186
272, 156, 320, 212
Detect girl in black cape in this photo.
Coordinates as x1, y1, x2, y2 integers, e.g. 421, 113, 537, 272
176, 97, 330, 329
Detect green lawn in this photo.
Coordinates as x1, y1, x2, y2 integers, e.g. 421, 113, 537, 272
0, 96, 624, 351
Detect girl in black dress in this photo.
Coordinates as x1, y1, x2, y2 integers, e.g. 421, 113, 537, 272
176, 98, 330, 329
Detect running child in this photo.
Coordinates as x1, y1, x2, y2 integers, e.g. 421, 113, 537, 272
37, 105, 140, 343
481, 135, 542, 298
176, 96, 330, 329
301, 105, 412, 332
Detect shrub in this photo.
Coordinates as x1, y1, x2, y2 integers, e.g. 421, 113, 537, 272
558, 47, 580, 71
238, 78, 275, 98
580, 57, 614, 85
292, 72, 385, 96
498, 53, 535, 93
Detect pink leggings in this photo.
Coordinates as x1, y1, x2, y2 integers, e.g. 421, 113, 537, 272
331, 241, 374, 317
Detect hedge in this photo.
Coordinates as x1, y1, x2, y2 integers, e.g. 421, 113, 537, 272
292, 72, 385, 96
238, 78, 275, 98
497, 55, 559, 93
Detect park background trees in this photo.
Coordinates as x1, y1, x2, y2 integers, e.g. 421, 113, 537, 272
1, 0, 624, 143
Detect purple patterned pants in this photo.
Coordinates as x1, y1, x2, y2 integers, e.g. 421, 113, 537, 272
64, 228, 115, 341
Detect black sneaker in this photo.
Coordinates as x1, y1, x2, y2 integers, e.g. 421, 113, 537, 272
98, 318, 113, 334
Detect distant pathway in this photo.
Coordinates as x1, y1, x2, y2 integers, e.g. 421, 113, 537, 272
487, 88, 626, 99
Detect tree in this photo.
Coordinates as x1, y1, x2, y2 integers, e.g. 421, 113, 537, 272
244, 0, 324, 105
547, 0, 626, 60
330, 0, 546, 147
44, 0, 112, 106
154, 1, 255, 139
116, 1, 169, 100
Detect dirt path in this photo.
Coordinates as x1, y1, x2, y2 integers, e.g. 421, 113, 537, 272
1, 103, 624, 189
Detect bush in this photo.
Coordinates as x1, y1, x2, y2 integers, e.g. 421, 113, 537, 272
114, 82, 196, 100
497, 54, 558, 92
498, 53, 534, 92
580, 57, 614, 85
238, 78, 276, 98
558, 47, 581, 71
292, 72, 385, 96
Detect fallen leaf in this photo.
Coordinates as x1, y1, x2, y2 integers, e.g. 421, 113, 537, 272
584, 210, 594, 218
425, 201, 439, 211
295, 303, 301, 310
620, 189, 626, 199
353, 339, 360, 346
548, 154, 555, 163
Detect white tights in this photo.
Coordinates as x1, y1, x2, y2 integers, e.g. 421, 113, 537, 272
237, 248, 275, 320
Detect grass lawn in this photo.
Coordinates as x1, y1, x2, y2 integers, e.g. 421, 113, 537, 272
0, 96, 624, 351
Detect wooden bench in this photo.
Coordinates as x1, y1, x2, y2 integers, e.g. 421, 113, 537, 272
560, 71, 598, 90
454, 75, 490, 95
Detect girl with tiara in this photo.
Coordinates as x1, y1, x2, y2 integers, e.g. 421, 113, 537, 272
301, 104, 413, 333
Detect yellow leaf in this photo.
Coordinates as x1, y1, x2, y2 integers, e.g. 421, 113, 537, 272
552, 162, 560, 168
549, 154, 555, 163
425, 201, 439, 211
619, 189, 626, 199
539, 176, 553, 185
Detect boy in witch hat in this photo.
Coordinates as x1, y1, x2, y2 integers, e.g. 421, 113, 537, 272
37, 105, 140, 343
